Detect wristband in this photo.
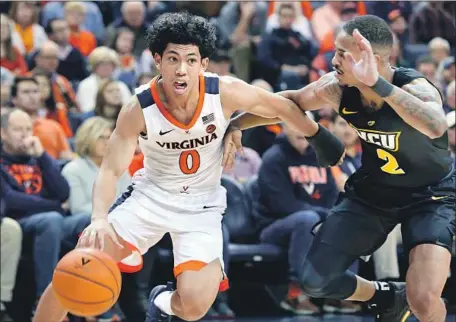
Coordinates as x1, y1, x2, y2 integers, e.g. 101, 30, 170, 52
370, 76, 394, 98
305, 124, 345, 167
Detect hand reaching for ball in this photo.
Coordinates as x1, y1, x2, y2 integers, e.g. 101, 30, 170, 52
78, 217, 124, 251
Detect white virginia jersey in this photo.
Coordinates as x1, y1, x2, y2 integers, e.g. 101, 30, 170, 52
134, 72, 229, 196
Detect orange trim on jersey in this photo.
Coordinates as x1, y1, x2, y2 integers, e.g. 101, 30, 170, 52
150, 75, 205, 130
117, 242, 143, 273
174, 260, 230, 292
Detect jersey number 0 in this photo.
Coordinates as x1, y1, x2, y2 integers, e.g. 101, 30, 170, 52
179, 150, 201, 174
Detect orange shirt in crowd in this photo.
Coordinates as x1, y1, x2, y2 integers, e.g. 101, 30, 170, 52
46, 105, 73, 138
15, 24, 34, 53
33, 118, 70, 159
69, 30, 97, 57
0, 47, 28, 75
129, 152, 144, 176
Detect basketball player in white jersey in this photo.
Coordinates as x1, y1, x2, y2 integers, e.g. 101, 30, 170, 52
33, 13, 345, 322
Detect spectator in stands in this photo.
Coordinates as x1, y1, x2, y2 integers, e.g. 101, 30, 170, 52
217, 1, 268, 81
0, 67, 14, 106
389, 33, 411, 68
255, 123, 361, 315
366, 1, 413, 22
45, 18, 87, 83
241, 79, 281, 157
0, 14, 28, 75
137, 72, 156, 87
387, 9, 408, 47
11, 76, 74, 160
105, 1, 149, 57
110, 27, 138, 89
409, 2, 455, 46
445, 80, 455, 113
34, 73, 73, 138
9, 2, 47, 56
428, 37, 451, 67
447, 111, 456, 162
258, 3, 316, 91
62, 117, 130, 230
82, 79, 123, 122
64, 2, 97, 57
0, 109, 89, 313
77, 46, 132, 113
311, 1, 345, 43
41, 1, 104, 43
416, 56, 438, 86
207, 50, 232, 76
266, 2, 313, 40
223, 146, 262, 183
31, 40, 79, 113
137, 49, 157, 76
0, 203, 22, 321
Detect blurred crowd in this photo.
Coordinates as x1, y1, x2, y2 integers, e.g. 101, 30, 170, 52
0, 1, 455, 322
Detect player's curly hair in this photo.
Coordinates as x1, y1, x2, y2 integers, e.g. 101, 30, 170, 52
343, 15, 393, 49
146, 12, 217, 59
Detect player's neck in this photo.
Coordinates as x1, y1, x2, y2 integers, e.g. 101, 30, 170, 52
159, 80, 200, 111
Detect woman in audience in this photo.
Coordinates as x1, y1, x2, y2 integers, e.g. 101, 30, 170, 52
9, 2, 47, 56
34, 73, 73, 138
0, 14, 28, 75
76, 46, 131, 112
82, 79, 123, 122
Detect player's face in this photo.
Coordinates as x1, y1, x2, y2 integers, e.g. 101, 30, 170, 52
332, 31, 366, 86
154, 44, 208, 96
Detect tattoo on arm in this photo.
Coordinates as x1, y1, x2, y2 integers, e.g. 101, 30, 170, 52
385, 80, 445, 136
314, 73, 343, 108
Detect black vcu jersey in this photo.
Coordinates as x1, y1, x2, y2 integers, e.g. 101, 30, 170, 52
338, 67, 454, 209
313, 67, 455, 257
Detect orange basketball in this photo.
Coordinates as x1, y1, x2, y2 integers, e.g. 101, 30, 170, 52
52, 248, 122, 317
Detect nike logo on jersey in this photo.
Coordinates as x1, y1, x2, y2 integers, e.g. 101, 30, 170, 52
203, 205, 218, 209
159, 129, 174, 136
342, 107, 358, 115
368, 121, 376, 126
431, 196, 449, 201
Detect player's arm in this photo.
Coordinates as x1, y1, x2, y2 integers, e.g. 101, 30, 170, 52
221, 76, 345, 167
230, 72, 342, 130
372, 77, 447, 139
91, 96, 145, 220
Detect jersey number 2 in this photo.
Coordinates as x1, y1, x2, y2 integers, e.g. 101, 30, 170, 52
376, 148, 405, 175
179, 150, 200, 174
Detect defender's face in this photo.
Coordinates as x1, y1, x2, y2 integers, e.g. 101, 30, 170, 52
154, 44, 208, 96
332, 31, 365, 86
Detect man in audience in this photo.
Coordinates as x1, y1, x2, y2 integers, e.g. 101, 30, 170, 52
11, 76, 74, 160
255, 123, 361, 315
257, 3, 316, 90
428, 37, 451, 67
31, 40, 79, 112
45, 18, 88, 83
64, 2, 97, 57
105, 1, 149, 56
0, 109, 90, 313
0, 199, 22, 321
416, 56, 438, 85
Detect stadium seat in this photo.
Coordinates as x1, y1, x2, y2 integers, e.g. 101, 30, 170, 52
403, 44, 429, 66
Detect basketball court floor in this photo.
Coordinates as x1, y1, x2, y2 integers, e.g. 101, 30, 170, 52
205, 315, 456, 322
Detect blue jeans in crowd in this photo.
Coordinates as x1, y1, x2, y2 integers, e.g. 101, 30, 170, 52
260, 210, 358, 282
18, 212, 91, 297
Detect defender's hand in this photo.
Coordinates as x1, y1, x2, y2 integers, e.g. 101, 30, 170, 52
222, 128, 243, 171
343, 29, 379, 87
77, 217, 123, 250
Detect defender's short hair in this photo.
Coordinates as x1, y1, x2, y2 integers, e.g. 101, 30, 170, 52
146, 12, 217, 59
343, 15, 394, 49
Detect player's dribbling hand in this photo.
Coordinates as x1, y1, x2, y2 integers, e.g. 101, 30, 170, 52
343, 29, 379, 87
222, 128, 243, 171
78, 217, 124, 251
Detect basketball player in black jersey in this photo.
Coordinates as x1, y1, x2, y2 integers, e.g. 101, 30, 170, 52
229, 15, 455, 321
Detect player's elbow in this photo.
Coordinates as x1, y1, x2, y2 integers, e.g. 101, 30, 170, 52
426, 120, 447, 139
